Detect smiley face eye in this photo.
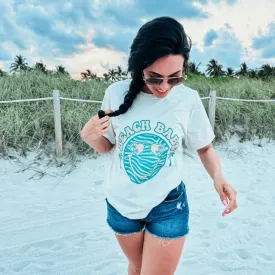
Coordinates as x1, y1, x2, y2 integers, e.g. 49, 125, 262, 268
130, 143, 144, 155
151, 144, 164, 156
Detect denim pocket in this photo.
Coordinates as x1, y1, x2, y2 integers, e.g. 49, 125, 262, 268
163, 182, 186, 203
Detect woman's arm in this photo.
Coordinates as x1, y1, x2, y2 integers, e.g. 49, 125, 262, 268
197, 143, 223, 180
81, 134, 115, 154
80, 112, 115, 154
197, 143, 238, 216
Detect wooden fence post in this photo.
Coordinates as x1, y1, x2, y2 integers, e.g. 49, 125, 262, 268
208, 90, 216, 130
53, 90, 62, 156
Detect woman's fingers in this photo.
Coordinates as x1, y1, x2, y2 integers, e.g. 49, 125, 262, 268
222, 188, 238, 216
100, 119, 110, 130
99, 115, 110, 124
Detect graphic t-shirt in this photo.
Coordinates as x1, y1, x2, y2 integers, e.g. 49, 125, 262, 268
101, 79, 215, 219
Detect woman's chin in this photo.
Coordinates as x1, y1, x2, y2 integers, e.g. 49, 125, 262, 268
153, 88, 170, 98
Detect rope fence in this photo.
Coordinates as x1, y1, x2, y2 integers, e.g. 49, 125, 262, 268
1, 89, 275, 155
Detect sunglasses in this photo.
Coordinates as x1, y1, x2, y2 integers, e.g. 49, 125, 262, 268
142, 73, 187, 87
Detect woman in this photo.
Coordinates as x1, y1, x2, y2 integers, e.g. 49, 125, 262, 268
81, 16, 238, 275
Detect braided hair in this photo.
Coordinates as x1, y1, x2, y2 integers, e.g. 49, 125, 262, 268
98, 16, 192, 119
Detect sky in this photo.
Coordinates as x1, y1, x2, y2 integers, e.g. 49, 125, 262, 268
0, 0, 275, 79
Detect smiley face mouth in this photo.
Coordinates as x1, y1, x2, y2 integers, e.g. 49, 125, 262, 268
128, 154, 160, 179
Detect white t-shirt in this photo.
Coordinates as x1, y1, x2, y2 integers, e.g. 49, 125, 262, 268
101, 79, 215, 219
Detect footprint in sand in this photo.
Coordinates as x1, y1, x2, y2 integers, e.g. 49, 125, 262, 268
201, 241, 211, 248
94, 260, 114, 271
235, 248, 251, 260
197, 229, 211, 239
258, 253, 274, 262
248, 220, 261, 228
214, 251, 230, 261
247, 230, 256, 238
13, 260, 55, 273
18, 239, 64, 255
246, 195, 263, 205
216, 221, 228, 229
95, 180, 103, 185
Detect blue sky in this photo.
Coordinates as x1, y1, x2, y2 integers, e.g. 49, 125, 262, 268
0, 0, 275, 78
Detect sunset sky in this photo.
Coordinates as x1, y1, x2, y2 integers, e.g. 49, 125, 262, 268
1, 0, 275, 78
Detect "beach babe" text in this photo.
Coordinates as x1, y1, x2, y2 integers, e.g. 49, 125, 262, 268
118, 120, 179, 151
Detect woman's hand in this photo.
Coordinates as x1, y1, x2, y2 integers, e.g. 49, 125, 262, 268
80, 109, 113, 141
214, 177, 238, 217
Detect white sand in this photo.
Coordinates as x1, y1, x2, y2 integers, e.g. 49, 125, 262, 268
1, 136, 275, 275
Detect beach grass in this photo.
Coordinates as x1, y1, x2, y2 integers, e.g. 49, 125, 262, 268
1, 71, 275, 156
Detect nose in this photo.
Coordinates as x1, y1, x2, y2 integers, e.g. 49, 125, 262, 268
158, 78, 170, 91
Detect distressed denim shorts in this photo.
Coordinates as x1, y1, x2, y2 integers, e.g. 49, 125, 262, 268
105, 181, 189, 239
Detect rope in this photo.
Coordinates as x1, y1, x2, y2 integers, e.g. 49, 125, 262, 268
1, 96, 275, 104
59, 97, 102, 103
216, 97, 275, 103
0, 97, 53, 103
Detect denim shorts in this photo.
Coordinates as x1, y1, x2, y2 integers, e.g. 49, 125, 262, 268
105, 181, 189, 239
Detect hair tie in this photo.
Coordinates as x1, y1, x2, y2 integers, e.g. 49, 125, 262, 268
98, 110, 106, 119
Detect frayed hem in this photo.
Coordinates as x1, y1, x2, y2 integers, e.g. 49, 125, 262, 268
106, 220, 146, 236
145, 228, 189, 240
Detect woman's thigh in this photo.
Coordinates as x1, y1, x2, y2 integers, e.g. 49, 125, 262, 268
141, 231, 186, 275
140, 182, 190, 274
115, 231, 145, 273
105, 198, 146, 272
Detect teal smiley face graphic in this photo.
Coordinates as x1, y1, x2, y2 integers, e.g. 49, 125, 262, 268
123, 133, 170, 184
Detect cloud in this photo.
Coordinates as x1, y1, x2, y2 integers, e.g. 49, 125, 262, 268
16, 4, 86, 55
92, 28, 135, 53
58, 44, 127, 79
211, 0, 237, 4
190, 27, 244, 72
0, 46, 12, 61
0, 0, 274, 76
204, 29, 218, 47
252, 22, 275, 58
137, 0, 208, 19
0, 2, 28, 50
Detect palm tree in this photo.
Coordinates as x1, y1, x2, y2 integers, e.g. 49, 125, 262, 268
0, 69, 8, 77
206, 59, 225, 77
258, 64, 275, 79
236, 62, 248, 77
55, 65, 70, 77
226, 67, 235, 77
188, 62, 202, 75
115, 66, 128, 80
108, 69, 117, 81
10, 55, 28, 72
56, 65, 66, 74
248, 69, 258, 79
34, 61, 47, 74
81, 69, 97, 81
81, 72, 88, 81
103, 73, 110, 81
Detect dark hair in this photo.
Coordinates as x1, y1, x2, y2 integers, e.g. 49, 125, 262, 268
99, 16, 192, 119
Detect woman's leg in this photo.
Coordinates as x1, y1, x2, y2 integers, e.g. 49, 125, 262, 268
115, 230, 145, 275
140, 182, 189, 274
140, 231, 186, 275
105, 198, 146, 274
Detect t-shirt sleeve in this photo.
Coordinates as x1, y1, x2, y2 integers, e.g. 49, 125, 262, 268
100, 87, 116, 145
186, 91, 215, 151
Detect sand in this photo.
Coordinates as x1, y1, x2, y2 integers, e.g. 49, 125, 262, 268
0, 136, 275, 274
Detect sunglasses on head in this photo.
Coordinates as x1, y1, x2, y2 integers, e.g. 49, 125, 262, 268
142, 73, 187, 87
